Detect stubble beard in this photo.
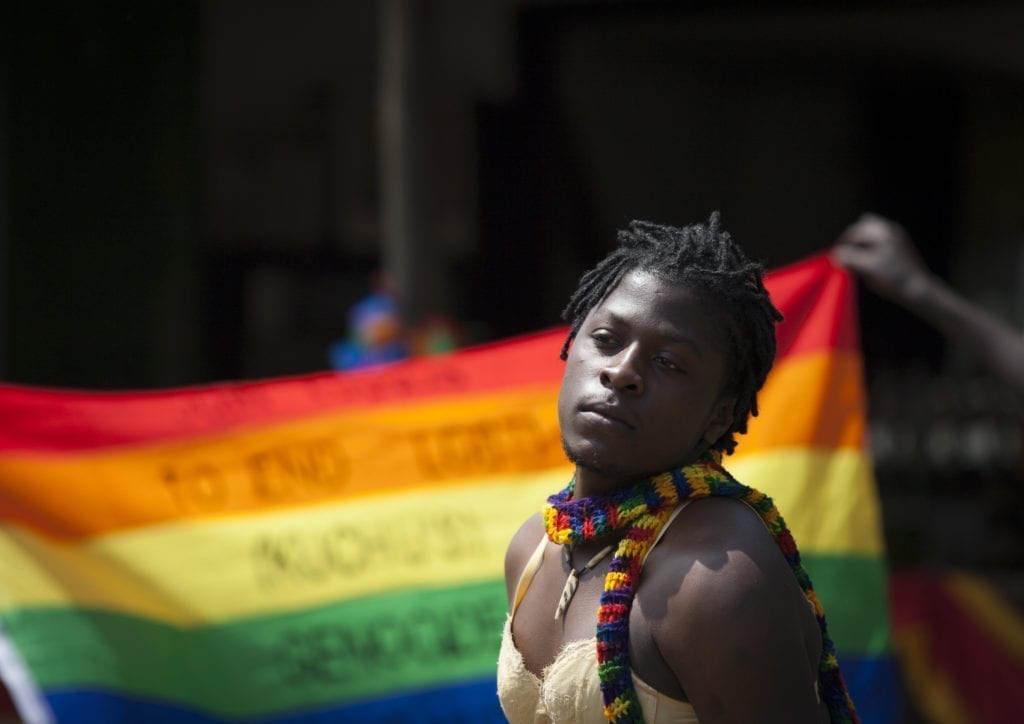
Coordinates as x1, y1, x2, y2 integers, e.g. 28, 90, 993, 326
561, 435, 631, 480
561, 435, 685, 487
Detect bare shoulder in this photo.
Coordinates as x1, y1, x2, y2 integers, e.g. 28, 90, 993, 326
669, 495, 793, 579
649, 497, 799, 625
504, 513, 546, 607
645, 497, 824, 723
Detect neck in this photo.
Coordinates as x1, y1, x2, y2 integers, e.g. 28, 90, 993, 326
572, 467, 641, 500
571, 446, 712, 500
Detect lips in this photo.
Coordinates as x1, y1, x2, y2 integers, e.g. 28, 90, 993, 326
578, 402, 636, 429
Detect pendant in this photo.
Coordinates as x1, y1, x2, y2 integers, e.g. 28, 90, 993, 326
554, 570, 580, 620
553, 542, 613, 620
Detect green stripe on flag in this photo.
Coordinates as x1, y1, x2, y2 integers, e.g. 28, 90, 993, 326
803, 553, 892, 656
3, 553, 891, 719
3, 579, 508, 719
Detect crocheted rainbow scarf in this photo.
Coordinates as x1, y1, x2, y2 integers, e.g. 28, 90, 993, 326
543, 451, 859, 724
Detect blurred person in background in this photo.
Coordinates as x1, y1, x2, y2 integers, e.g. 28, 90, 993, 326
834, 213, 1024, 406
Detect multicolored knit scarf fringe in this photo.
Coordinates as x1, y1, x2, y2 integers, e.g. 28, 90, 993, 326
543, 451, 859, 724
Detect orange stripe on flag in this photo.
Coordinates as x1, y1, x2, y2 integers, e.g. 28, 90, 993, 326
740, 350, 866, 453
0, 386, 564, 540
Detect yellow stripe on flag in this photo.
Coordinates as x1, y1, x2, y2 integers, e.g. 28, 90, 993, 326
0, 468, 569, 625
0, 447, 879, 625
729, 447, 884, 555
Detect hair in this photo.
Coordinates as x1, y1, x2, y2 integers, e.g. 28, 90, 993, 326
560, 212, 783, 454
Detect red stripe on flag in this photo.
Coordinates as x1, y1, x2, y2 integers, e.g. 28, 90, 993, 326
768, 253, 859, 359
0, 253, 854, 455
0, 329, 566, 454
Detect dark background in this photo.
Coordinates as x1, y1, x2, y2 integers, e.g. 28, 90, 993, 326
2, 0, 1022, 606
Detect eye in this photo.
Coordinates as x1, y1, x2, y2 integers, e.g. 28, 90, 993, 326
654, 355, 683, 372
590, 330, 618, 348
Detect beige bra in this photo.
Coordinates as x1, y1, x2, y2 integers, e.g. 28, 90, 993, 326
497, 503, 699, 724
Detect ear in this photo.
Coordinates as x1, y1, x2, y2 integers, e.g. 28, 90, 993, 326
702, 395, 737, 445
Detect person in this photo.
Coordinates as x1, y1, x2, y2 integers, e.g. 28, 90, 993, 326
833, 212, 1024, 403
498, 214, 858, 723
328, 272, 408, 371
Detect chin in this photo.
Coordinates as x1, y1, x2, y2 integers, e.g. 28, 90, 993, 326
561, 436, 598, 469
561, 437, 632, 479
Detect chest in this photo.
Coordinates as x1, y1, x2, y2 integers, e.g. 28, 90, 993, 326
512, 541, 663, 680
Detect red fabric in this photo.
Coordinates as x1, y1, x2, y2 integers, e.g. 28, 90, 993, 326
0, 328, 567, 454
890, 572, 1024, 723
768, 252, 859, 359
0, 254, 853, 455
0, 682, 17, 718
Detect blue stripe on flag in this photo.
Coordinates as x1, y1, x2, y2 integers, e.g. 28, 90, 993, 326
45, 660, 899, 723
266, 677, 504, 723
43, 677, 504, 723
46, 689, 219, 723
841, 654, 905, 724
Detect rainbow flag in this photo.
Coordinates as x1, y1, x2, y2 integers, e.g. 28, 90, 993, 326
0, 253, 898, 722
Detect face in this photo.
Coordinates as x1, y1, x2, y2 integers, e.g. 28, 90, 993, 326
558, 269, 736, 493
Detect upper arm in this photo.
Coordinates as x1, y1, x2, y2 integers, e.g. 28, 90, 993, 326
504, 513, 544, 609
653, 500, 821, 724
915, 279, 1024, 400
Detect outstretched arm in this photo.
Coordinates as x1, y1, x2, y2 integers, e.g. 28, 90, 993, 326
834, 213, 1024, 401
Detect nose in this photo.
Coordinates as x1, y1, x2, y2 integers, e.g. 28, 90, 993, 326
600, 346, 644, 394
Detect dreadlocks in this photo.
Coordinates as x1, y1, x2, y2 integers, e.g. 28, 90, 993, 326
560, 212, 783, 455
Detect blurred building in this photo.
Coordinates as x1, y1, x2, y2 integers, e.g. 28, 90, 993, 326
1, 1, 1020, 385
3, 0, 1024, 595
